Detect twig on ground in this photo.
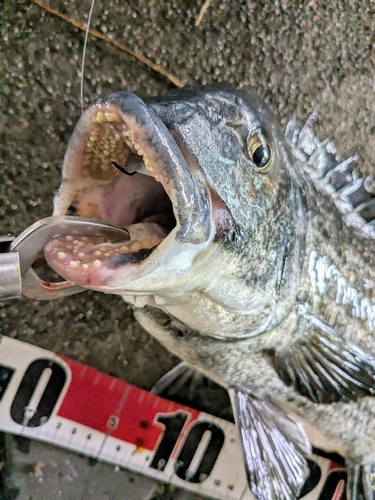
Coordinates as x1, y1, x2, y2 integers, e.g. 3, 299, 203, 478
30, 0, 184, 88
195, 0, 214, 27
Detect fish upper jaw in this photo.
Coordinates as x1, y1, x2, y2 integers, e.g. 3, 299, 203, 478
44, 91, 223, 292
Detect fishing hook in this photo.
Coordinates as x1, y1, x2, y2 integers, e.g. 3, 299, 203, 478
111, 161, 138, 176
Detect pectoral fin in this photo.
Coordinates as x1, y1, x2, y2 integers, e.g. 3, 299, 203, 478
268, 310, 375, 404
229, 386, 311, 500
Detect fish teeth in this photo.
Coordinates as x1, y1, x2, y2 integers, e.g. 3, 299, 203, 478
69, 260, 80, 269
84, 109, 161, 182
93, 111, 105, 123
105, 112, 121, 122
93, 111, 121, 123
53, 236, 163, 273
130, 242, 142, 252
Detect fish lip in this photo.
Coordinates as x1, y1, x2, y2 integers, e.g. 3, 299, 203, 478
56, 91, 212, 246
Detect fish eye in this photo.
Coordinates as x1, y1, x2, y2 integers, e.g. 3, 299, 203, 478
247, 131, 272, 173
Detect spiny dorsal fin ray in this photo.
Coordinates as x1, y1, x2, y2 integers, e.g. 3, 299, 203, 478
268, 307, 375, 404
229, 386, 311, 500
325, 156, 358, 191
286, 114, 375, 236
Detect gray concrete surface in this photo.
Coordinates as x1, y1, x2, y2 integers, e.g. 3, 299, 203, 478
1, 0, 375, 498
3, 435, 158, 500
2, 430, 211, 499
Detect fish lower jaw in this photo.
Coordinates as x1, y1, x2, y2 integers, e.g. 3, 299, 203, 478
43, 218, 217, 291
43, 222, 171, 287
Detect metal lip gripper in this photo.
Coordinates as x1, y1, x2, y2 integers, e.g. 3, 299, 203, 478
0, 216, 129, 300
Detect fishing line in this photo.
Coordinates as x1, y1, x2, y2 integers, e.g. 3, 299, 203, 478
80, 0, 96, 116
80, 0, 105, 168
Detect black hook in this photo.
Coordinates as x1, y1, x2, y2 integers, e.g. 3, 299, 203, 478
111, 161, 138, 176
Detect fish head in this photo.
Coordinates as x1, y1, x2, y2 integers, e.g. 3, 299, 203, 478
148, 85, 293, 233
45, 85, 297, 313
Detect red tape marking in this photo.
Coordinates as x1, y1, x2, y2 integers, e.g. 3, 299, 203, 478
57, 356, 200, 450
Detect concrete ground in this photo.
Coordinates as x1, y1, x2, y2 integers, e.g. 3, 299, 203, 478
1, 0, 374, 498
2, 434, 158, 500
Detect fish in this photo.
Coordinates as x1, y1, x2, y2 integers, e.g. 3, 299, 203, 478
44, 84, 375, 500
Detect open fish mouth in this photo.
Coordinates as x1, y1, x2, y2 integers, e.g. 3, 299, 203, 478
44, 91, 219, 290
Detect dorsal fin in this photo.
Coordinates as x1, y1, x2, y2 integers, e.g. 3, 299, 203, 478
286, 114, 375, 239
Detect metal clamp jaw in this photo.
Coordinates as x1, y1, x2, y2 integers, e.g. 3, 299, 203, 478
0, 236, 22, 300
0, 216, 129, 301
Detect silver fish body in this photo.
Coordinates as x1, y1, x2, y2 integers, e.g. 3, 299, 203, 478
45, 85, 375, 500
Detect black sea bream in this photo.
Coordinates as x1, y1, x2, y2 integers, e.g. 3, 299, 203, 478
44, 85, 375, 500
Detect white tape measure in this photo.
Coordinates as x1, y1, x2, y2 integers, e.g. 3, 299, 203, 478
0, 336, 346, 499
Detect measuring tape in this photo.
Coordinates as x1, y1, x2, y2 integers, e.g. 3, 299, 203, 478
0, 336, 346, 499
